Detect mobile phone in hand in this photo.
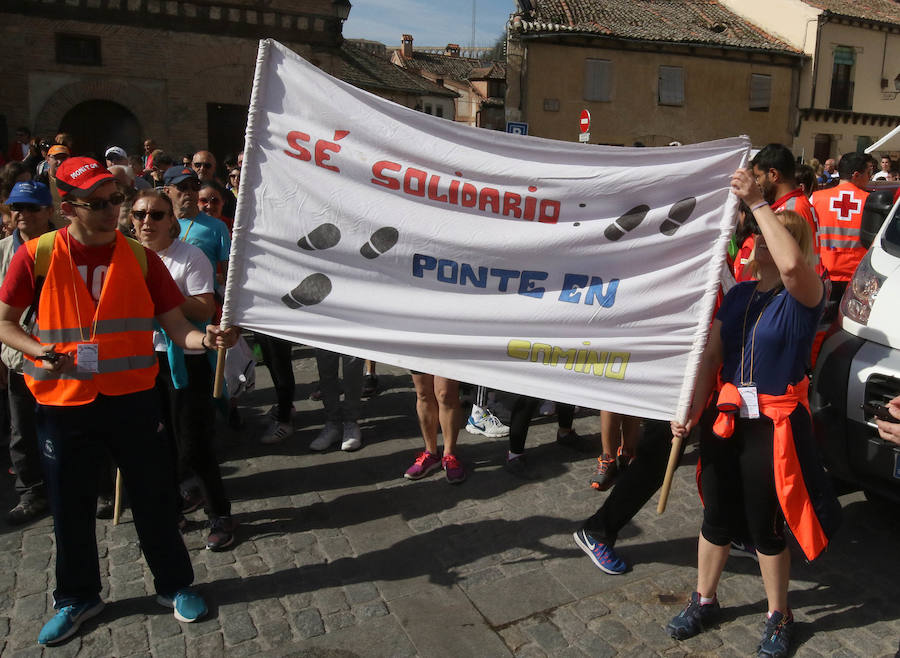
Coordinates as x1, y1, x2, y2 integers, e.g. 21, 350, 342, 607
861, 402, 900, 424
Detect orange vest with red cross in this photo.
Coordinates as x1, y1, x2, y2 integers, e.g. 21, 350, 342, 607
21, 230, 158, 406
812, 181, 869, 282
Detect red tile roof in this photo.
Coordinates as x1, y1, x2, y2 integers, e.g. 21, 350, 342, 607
802, 0, 900, 25
510, 0, 803, 55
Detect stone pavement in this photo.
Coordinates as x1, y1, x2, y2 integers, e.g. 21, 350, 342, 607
0, 344, 898, 657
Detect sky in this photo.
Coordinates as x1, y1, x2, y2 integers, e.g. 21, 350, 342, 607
343, 0, 518, 50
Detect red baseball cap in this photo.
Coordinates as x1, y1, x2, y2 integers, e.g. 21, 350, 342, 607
55, 157, 116, 198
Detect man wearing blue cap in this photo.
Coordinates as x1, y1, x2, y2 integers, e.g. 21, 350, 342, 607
0, 181, 58, 524
162, 165, 230, 274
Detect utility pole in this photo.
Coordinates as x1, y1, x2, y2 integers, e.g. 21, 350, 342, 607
471, 0, 476, 54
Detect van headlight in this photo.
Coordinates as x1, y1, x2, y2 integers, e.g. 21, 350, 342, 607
840, 250, 886, 325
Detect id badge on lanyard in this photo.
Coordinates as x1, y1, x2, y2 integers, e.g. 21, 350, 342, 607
76, 343, 99, 373
737, 385, 760, 419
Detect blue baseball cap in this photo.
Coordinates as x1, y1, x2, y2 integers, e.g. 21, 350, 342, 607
163, 165, 198, 186
7, 181, 52, 206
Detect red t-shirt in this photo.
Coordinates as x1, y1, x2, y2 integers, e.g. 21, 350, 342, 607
0, 227, 184, 315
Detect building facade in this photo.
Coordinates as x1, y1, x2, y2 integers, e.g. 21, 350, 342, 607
0, 0, 457, 167
720, 0, 900, 161
505, 0, 805, 147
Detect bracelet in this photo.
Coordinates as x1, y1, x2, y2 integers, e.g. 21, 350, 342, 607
201, 334, 210, 350
750, 201, 768, 211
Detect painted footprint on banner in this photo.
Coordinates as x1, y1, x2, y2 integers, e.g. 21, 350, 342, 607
281, 223, 400, 309
658, 197, 697, 236
604, 205, 649, 241
602, 197, 697, 241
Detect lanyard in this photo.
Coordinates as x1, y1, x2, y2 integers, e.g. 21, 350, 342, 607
739, 283, 783, 386
65, 230, 102, 343
181, 218, 195, 242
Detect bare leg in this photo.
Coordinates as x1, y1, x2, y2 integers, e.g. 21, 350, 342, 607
433, 377, 459, 456
696, 535, 730, 598
412, 374, 439, 455
757, 547, 790, 613
600, 410, 621, 456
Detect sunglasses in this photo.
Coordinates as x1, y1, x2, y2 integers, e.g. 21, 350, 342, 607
198, 196, 222, 205
10, 203, 44, 213
192, 162, 213, 169
68, 191, 126, 211
175, 179, 202, 192
131, 209, 168, 222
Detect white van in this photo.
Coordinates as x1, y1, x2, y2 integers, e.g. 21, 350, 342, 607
811, 183, 900, 504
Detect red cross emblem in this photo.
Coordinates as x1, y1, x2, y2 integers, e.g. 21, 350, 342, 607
830, 191, 861, 221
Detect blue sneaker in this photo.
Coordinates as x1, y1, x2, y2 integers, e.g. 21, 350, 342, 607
156, 589, 208, 623
38, 597, 105, 645
573, 529, 627, 574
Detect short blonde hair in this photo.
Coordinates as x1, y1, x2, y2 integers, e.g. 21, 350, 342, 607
747, 210, 816, 278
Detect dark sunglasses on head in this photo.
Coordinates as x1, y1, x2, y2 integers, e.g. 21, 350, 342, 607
39, 142, 53, 151
10, 203, 44, 213
198, 196, 222, 205
131, 209, 168, 221
192, 162, 213, 169
68, 191, 126, 211
176, 179, 202, 192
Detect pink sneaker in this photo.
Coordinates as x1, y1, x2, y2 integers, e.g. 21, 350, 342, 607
442, 454, 467, 484
403, 451, 441, 480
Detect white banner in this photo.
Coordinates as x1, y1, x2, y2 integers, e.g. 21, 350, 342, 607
224, 39, 749, 421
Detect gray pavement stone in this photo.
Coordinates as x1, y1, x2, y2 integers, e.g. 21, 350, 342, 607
111, 620, 150, 656
221, 608, 258, 645
291, 608, 325, 638
185, 630, 224, 658
525, 618, 569, 652
152, 633, 186, 657
466, 570, 575, 626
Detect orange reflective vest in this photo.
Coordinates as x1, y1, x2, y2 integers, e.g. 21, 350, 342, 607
22, 231, 158, 406
711, 379, 835, 561
811, 181, 869, 282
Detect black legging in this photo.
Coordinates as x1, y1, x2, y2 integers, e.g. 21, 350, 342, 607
696, 405, 816, 556
255, 333, 296, 423
582, 420, 673, 546
508, 396, 575, 454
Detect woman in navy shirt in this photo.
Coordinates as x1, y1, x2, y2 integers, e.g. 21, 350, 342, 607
667, 168, 838, 658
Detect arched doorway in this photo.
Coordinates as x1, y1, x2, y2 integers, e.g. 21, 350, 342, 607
58, 100, 142, 159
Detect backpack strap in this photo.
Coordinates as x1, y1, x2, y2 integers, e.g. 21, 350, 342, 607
33, 230, 58, 279
122, 235, 148, 277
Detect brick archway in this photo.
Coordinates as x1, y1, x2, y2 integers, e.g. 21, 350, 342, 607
33, 79, 164, 150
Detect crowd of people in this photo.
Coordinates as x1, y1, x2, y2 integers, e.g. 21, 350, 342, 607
1, 131, 899, 657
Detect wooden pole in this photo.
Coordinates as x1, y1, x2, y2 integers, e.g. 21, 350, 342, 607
656, 433, 683, 514
113, 468, 123, 525
212, 346, 227, 399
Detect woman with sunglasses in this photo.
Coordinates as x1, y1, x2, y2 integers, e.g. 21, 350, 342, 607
130, 189, 236, 551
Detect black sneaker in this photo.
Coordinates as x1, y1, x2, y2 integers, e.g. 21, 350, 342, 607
757, 610, 793, 658
6, 497, 48, 526
95, 496, 114, 520
503, 455, 533, 480
181, 489, 206, 514
667, 592, 720, 640
206, 516, 237, 551
556, 429, 581, 449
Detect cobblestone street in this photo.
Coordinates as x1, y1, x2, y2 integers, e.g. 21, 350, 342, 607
0, 345, 898, 656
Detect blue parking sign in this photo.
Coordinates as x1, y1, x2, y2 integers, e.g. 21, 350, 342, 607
506, 122, 528, 136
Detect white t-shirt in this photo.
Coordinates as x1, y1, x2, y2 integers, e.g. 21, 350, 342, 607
152, 239, 214, 354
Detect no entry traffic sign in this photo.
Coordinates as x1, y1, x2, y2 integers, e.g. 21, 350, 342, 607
579, 109, 591, 133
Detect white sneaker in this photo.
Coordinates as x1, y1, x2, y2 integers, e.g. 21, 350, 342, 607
539, 400, 556, 416
260, 421, 293, 444
341, 421, 362, 451
465, 405, 509, 437
310, 422, 341, 451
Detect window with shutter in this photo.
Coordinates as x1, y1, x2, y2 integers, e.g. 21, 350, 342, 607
658, 66, 684, 106
584, 59, 612, 102
749, 74, 771, 111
